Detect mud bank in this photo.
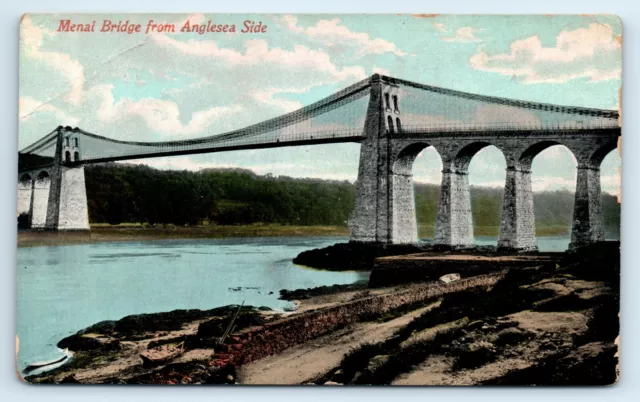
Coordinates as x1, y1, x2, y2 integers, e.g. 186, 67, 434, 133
24, 242, 619, 385
293, 241, 530, 271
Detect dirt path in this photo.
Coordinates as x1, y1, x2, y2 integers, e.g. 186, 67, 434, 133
237, 304, 436, 385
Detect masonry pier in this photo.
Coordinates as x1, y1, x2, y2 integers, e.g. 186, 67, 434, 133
18, 127, 89, 231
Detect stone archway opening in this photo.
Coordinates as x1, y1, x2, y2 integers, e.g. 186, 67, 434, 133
390, 142, 442, 244
410, 145, 443, 241
465, 145, 506, 246
19, 173, 32, 187
596, 146, 621, 241
527, 143, 577, 251
36, 170, 50, 182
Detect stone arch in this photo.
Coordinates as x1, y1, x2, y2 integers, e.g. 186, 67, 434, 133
387, 115, 395, 133
36, 170, 50, 184
500, 141, 577, 251
393, 142, 433, 174
589, 139, 619, 167
452, 141, 496, 172
519, 140, 575, 170
74, 151, 80, 162
19, 173, 32, 186
396, 117, 402, 133
65, 151, 71, 163
435, 141, 506, 248
390, 142, 442, 243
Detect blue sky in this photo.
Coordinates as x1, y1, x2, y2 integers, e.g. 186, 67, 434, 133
18, 13, 622, 194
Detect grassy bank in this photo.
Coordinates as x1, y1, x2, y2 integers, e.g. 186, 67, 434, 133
17, 223, 349, 248
18, 223, 578, 248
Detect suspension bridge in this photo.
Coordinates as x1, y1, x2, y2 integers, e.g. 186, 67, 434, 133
18, 74, 620, 250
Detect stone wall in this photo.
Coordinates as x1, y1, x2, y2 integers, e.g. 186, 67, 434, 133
498, 167, 536, 251
45, 164, 89, 230
350, 75, 386, 242
571, 165, 604, 248
434, 169, 474, 248
215, 273, 504, 367
55, 166, 90, 230
31, 175, 51, 229
17, 178, 32, 216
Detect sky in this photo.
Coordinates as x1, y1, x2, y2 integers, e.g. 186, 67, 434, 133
18, 13, 622, 194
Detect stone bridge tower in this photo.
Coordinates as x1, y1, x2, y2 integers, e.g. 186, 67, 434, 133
350, 74, 410, 244
17, 127, 90, 231
44, 127, 90, 230
349, 74, 619, 250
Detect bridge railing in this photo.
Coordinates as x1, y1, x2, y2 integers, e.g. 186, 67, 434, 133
72, 127, 366, 163
390, 120, 620, 135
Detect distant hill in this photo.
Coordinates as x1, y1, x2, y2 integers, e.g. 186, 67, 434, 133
84, 164, 620, 238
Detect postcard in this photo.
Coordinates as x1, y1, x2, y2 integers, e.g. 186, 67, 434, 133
17, 13, 621, 385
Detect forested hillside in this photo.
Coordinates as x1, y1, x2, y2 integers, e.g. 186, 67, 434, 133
85, 164, 620, 237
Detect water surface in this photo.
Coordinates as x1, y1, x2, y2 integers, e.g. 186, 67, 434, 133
16, 234, 585, 371
16, 236, 363, 371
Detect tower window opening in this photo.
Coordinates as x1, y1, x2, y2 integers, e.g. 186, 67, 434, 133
384, 93, 391, 110
393, 95, 399, 112
387, 115, 395, 133
65, 151, 71, 162
65, 137, 70, 147
396, 117, 402, 133
74, 151, 80, 161
74, 137, 79, 147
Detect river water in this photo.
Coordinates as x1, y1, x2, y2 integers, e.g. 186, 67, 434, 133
16, 234, 576, 372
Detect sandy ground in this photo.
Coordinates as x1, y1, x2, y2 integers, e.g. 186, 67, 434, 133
237, 303, 438, 384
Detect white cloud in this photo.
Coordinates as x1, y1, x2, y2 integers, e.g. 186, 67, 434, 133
88, 84, 243, 137
21, 16, 85, 105
441, 27, 481, 43
19, 96, 79, 126
252, 89, 304, 113
277, 15, 407, 57
469, 23, 621, 83
152, 35, 366, 82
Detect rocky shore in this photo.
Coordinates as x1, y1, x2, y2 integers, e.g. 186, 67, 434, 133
22, 242, 619, 385
292, 241, 536, 271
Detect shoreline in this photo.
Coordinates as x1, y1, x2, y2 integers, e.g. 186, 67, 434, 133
17, 223, 581, 248
17, 224, 349, 248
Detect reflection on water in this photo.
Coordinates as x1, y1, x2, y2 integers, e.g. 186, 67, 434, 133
16, 234, 594, 371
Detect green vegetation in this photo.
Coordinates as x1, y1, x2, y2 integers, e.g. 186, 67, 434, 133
84, 164, 620, 238
85, 164, 354, 227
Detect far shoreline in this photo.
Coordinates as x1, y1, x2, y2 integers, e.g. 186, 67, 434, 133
16, 223, 578, 248
17, 223, 350, 248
